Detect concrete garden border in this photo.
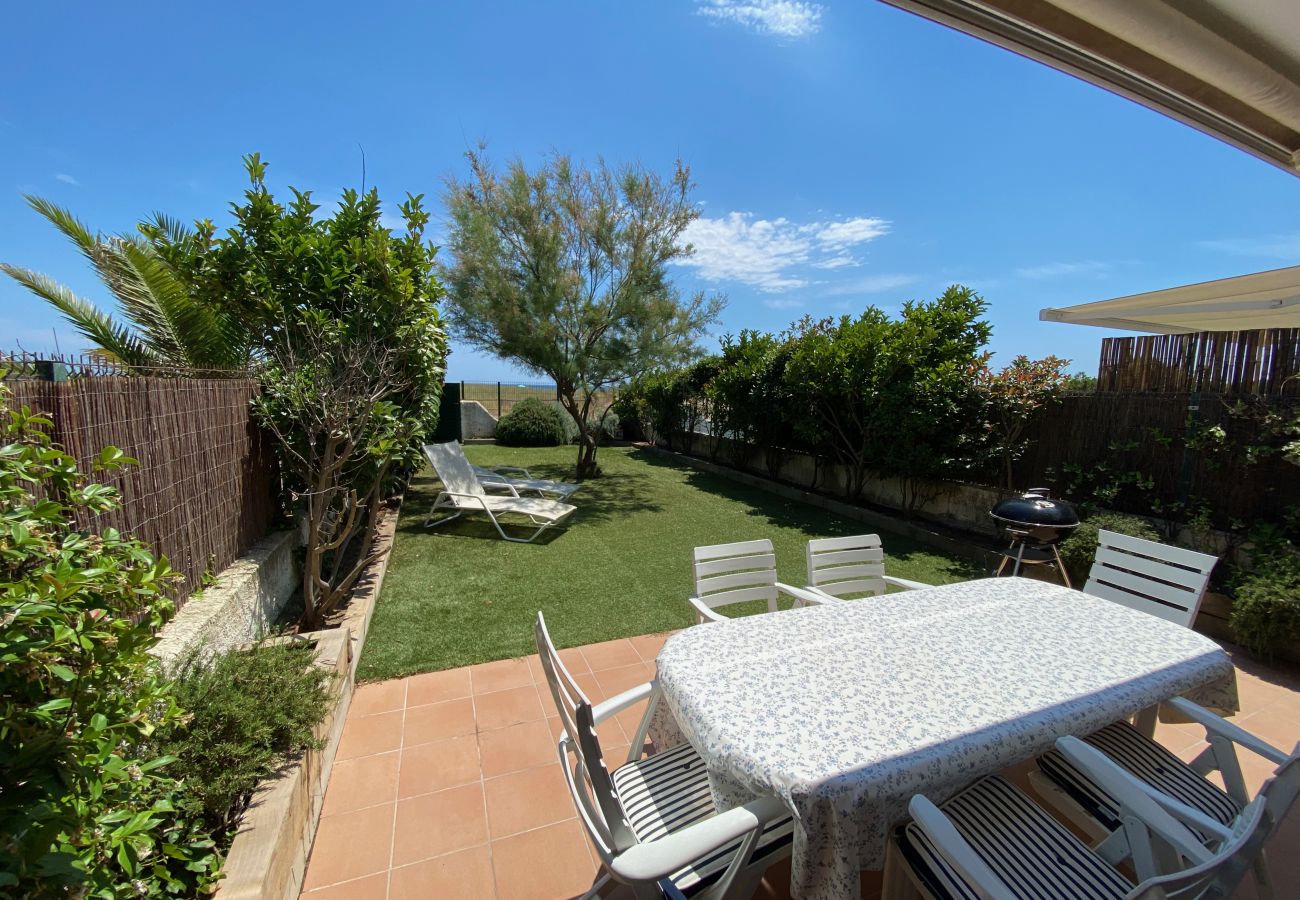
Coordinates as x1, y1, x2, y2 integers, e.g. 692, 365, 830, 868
214, 503, 402, 898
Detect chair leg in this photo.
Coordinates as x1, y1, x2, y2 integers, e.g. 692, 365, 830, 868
1253, 850, 1276, 900
882, 840, 921, 900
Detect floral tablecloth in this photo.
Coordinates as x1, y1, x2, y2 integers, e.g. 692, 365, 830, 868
649, 576, 1238, 900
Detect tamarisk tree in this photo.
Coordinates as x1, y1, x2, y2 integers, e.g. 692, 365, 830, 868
442, 150, 722, 478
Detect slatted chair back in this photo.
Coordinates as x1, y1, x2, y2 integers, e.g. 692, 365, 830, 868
1083, 530, 1217, 627
1130, 794, 1276, 899
533, 612, 635, 859
692, 539, 780, 616
423, 441, 486, 502
807, 534, 887, 599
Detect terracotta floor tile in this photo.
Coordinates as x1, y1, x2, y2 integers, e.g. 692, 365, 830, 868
1236, 707, 1300, 753
593, 663, 650, 700
406, 667, 472, 707
471, 656, 534, 694
572, 672, 605, 705
491, 818, 601, 900
475, 684, 545, 730
484, 762, 575, 838
389, 845, 495, 900
302, 802, 394, 890
581, 638, 641, 673
398, 734, 480, 799
1151, 720, 1203, 756
321, 751, 400, 816
404, 697, 476, 746
526, 653, 548, 684
628, 631, 673, 663
555, 645, 591, 676
479, 720, 557, 777
301, 872, 388, 900
350, 679, 406, 717
336, 709, 404, 761
391, 782, 488, 867
614, 704, 650, 745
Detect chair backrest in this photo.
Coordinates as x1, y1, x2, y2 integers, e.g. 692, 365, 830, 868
692, 539, 779, 615
423, 441, 485, 499
533, 612, 635, 860
1084, 530, 1217, 627
807, 534, 887, 599
1129, 795, 1272, 899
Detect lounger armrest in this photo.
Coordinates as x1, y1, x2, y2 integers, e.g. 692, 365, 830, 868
777, 582, 837, 606
688, 596, 728, 624
492, 465, 532, 477
591, 681, 656, 724
437, 490, 493, 510
478, 479, 522, 497
907, 794, 1018, 898
883, 575, 932, 591
1055, 737, 1222, 859
610, 795, 788, 884
1166, 696, 1290, 765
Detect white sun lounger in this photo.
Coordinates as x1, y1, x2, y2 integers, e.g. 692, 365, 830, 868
470, 463, 580, 499
422, 441, 576, 543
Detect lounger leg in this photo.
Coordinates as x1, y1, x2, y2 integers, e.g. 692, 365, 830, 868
424, 495, 464, 529
487, 510, 559, 544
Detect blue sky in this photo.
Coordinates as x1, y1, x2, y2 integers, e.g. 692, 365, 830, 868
3, 0, 1298, 382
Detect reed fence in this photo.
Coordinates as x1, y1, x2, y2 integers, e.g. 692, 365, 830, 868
1015, 392, 1299, 528
1098, 329, 1300, 396
2, 361, 277, 607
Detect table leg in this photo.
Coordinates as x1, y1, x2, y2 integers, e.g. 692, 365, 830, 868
1133, 705, 1158, 738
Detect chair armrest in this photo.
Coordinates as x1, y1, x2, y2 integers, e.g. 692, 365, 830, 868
610, 795, 788, 884
1055, 737, 1221, 860
801, 585, 841, 603
591, 681, 656, 724
776, 582, 837, 606
883, 575, 933, 591
1166, 697, 1290, 766
688, 596, 728, 624
907, 794, 1018, 898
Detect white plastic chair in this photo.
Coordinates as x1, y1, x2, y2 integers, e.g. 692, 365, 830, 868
423, 441, 575, 543
1083, 530, 1218, 627
805, 534, 933, 601
533, 612, 793, 900
1032, 697, 1299, 898
885, 735, 1298, 900
689, 539, 833, 624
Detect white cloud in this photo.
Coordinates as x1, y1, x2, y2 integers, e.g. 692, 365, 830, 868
762, 297, 805, 309
822, 273, 918, 296
1197, 233, 1300, 260
54, 173, 80, 186
1015, 260, 1110, 279
696, 0, 823, 38
679, 211, 891, 292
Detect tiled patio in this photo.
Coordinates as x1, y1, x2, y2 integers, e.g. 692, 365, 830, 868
301, 633, 1300, 900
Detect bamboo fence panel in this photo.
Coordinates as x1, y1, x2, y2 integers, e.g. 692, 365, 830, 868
1098, 329, 1300, 396
2, 375, 277, 607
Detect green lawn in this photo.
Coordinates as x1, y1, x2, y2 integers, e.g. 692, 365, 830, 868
357, 444, 983, 681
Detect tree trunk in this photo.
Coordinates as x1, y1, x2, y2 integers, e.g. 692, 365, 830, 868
576, 430, 600, 479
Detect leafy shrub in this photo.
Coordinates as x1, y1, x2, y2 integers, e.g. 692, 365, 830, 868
160, 641, 334, 834
1057, 511, 1161, 587
0, 398, 221, 898
1230, 528, 1300, 659
561, 407, 620, 445
496, 397, 566, 446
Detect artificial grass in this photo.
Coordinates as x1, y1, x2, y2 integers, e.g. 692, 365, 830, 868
357, 445, 984, 681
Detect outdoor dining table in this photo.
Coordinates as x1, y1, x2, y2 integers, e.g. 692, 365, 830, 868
649, 576, 1239, 900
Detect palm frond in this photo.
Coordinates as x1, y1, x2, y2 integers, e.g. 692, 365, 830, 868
0, 263, 159, 367
145, 212, 194, 247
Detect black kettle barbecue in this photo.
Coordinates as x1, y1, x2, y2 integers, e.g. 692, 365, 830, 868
990, 487, 1079, 585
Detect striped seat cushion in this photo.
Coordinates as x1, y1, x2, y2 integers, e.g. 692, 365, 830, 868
898, 775, 1132, 900
1037, 720, 1240, 841
612, 743, 794, 895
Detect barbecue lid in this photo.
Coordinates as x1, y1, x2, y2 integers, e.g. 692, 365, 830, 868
990, 488, 1079, 527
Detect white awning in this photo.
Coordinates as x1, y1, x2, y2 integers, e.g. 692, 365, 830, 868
879, 0, 1300, 176
1039, 265, 1300, 334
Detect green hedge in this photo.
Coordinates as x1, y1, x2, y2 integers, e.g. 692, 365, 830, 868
496, 397, 567, 446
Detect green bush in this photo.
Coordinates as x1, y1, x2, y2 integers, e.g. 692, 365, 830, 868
0, 397, 221, 898
561, 407, 619, 445
496, 397, 567, 446
1057, 511, 1161, 587
1230, 528, 1300, 659
160, 641, 333, 834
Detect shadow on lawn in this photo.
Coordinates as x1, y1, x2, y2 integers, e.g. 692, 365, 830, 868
629, 448, 985, 582
396, 457, 663, 543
